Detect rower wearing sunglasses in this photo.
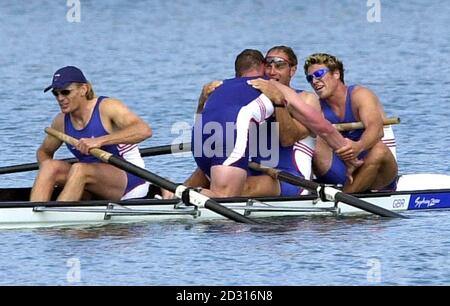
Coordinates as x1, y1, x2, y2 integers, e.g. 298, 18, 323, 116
244, 46, 318, 196
30, 66, 152, 202
176, 47, 319, 198
303, 53, 398, 193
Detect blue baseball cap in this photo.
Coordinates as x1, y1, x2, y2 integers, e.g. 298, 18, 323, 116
44, 66, 88, 92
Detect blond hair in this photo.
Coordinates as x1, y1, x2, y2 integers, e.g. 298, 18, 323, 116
73, 82, 95, 99
304, 53, 345, 83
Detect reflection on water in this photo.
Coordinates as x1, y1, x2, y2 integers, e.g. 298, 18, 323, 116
36, 223, 150, 240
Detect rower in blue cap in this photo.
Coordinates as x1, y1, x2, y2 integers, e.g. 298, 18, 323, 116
31, 66, 153, 202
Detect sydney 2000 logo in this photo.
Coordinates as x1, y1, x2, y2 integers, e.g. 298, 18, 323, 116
408, 193, 450, 210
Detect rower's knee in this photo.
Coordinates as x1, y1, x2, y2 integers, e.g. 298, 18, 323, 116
67, 163, 93, 182
367, 142, 391, 165
38, 160, 68, 178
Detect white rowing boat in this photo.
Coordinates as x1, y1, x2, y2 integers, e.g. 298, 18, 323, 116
1, 173, 449, 229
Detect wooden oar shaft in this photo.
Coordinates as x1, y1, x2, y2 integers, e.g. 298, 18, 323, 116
45, 128, 257, 224
334, 117, 400, 132
249, 162, 407, 218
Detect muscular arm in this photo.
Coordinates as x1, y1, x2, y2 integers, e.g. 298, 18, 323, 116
37, 114, 64, 163
76, 98, 152, 153
268, 80, 349, 150
352, 87, 384, 152
275, 91, 319, 146
249, 78, 363, 177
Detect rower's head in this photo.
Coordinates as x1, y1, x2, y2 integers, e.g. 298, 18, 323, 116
234, 49, 265, 78
304, 53, 345, 99
44, 66, 95, 104
264, 46, 298, 86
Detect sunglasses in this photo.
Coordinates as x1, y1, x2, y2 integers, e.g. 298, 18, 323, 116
265, 56, 291, 70
51, 89, 72, 97
306, 68, 329, 83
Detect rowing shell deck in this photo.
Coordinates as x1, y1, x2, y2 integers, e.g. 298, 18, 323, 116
1, 174, 450, 229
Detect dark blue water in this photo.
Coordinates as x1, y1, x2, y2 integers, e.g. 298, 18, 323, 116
0, 0, 449, 285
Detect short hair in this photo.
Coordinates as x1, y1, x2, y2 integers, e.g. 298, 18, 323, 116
266, 45, 298, 66
234, 49, 265, 77
304, 53, 345, 83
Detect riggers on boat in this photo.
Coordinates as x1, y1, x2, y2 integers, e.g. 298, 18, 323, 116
0, 174, 449, 229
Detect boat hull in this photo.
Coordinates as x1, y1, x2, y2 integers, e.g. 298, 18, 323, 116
1, 174, 450, 229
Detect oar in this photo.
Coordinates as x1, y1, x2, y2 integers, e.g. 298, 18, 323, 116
0, 143, 191, 175
334, 117, 400, 132
249, 162, 407, 219
44, 127, 258, 224
140, 142, 191, 156
0, 158, 69, 175
0, 116, 398, 175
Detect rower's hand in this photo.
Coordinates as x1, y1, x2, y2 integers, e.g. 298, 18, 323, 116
201, 80, 223, 99
75, 138, 103, 155
344, 159, 363, 184
335, 139, 363, 161
247, 78, 285, 106
161, 188, 175, 199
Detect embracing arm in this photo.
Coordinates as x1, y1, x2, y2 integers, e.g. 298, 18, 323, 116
246, 79, 315, 146
249, 79, 363, 178
196, 80, 223, 114
275, 91, 320, 146
267, 80, 349, 150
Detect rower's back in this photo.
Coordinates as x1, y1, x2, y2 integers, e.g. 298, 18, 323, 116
200, 76, 262, 125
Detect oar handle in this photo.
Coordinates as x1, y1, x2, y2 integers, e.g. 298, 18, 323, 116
44, 128, 113, 162
334, 117, 400, 132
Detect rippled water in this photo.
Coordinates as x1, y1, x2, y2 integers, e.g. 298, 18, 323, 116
0, 0, 449, 285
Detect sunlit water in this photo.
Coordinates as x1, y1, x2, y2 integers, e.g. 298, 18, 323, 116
0, 0, 449, 285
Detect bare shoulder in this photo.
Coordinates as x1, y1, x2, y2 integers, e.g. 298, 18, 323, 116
99, 97, 132, 114
298, 91, 321, 110
351, 86, 380, 103
51, 113, 65, 130
100, 97, 127, 108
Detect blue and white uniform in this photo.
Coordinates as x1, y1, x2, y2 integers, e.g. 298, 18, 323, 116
64, 96, 149, 200
250, 89, 315, 196
316, 85, 397, 190
191, 77, 274, 178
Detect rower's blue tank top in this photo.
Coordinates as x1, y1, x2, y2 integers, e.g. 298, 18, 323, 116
201, 76, 265, 124
64, 96, 119, 162
320, 85, 363, 141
